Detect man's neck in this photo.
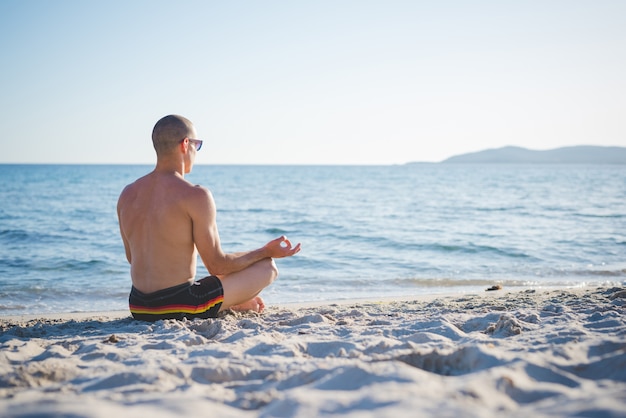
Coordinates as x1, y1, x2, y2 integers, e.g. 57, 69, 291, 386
154, 158, 187, 177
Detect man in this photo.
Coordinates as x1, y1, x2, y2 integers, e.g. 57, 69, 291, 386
117, 115, 301, 321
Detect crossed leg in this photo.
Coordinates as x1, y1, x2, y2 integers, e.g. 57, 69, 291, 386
218, 258, 278, 313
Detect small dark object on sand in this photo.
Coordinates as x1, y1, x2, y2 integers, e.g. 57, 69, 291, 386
486, 285, 502, 291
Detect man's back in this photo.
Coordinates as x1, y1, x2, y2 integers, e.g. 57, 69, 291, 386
118, 171, 199, 293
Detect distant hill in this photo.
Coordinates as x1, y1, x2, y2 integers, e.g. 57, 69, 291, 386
441, 146, 626, 164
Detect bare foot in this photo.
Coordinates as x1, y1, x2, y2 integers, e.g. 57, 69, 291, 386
229, 296, 265, 313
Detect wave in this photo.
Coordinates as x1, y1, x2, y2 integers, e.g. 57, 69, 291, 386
5, 258, 109, 273
574, 213, 626, 219
391, 274, 626, 289
265, 227, 290, 235
422, 242, 533, 259
474, 205, 528, 213
391, 277, 519, 288
0, 228, 85, 245
547, 267, 626, 278
0, 303, 27, 311
34, 259, 107, 272
322, 232, 536, 260
0, 257, 31, 269
0, 229, 32, 242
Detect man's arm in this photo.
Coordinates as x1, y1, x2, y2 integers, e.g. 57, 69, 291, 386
117, 192, 132, 263
190, 186, 300, 276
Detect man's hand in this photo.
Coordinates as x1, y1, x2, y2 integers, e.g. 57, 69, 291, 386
264, 236, 301, 258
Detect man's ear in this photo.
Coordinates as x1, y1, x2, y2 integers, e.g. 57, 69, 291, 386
180, 138, 189, 153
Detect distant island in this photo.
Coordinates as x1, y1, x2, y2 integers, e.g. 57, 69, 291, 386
440, 145, 626, 164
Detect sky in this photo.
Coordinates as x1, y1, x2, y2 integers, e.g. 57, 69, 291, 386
1, 0, 625, 165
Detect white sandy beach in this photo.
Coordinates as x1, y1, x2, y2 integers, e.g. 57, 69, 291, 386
1, 286, 625, 417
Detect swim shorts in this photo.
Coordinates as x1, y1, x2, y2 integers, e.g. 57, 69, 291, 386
129, 275, 224, 321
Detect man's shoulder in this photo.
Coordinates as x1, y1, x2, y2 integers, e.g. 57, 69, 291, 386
185, 182, 213, 201
118, 174, 149, 198
118, 178, 140, 202
180, 183, 216, 217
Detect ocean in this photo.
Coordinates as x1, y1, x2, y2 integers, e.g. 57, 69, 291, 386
1, 164, 625, 315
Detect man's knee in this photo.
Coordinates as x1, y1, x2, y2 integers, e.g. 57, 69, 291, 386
262, 258, 279, 285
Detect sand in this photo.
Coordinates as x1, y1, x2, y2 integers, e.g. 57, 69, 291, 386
1, 286, 625, 417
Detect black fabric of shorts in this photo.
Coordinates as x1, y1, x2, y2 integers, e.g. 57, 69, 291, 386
129, 275, 224, 321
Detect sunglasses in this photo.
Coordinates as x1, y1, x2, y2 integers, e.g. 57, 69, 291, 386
181, 138, 203, 151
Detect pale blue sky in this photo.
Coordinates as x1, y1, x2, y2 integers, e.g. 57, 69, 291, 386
1, 0, 624, 164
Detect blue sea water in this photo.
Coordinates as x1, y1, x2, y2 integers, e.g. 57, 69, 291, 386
1, 164, 625, 315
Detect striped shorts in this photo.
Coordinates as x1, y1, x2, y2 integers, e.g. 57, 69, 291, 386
129, 276, 224, 321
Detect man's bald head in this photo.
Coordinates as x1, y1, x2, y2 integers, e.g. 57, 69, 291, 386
152, 115, 196, 155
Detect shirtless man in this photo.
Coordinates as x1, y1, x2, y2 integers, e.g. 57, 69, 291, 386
117, 115, 301, 321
